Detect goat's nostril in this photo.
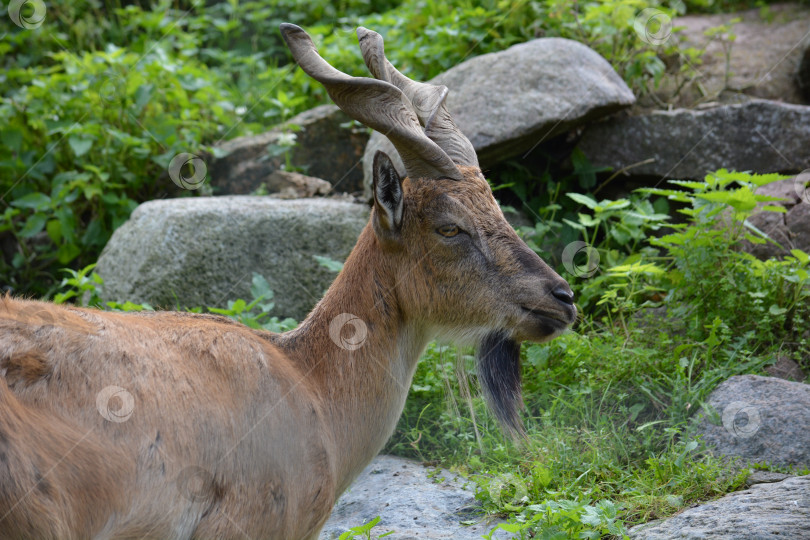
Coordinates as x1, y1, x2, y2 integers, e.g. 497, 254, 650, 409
551, 286, 574, 305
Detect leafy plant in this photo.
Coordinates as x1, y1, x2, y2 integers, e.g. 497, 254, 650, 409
52, 262, 104, 306
483, 498, 629, 540
632, 169, 810, 343
314, 254, 345, 273
53, 265, 298, 331
337, 516, 394, 540
564, 193, 670, 254
2, 11, 239, 294
202, 273, 298, 331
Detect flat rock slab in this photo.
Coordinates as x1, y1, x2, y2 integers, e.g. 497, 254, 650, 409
363, 37, 634, 198
745, 470, 794, 488
96, 196, 369, 320
665, 4, 810, 106
320, 455, 508, 540
579, 100, 810, 180
693, 375, 810, 468
210, 105, 369, 195
630, 475, 810, 539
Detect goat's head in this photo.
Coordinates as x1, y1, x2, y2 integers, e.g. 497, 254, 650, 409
281, 24, 577, 435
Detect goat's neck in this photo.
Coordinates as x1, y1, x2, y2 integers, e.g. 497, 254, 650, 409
275, 225, 431, 492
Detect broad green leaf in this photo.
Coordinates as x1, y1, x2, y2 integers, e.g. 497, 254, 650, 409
636, 187, 692, 202
46, 219, 62, 243
18, 213, 47, 238
571, 147, 597, 189
525, 344, 549, 369
742, 219, 780, 247
82, 184, 103, 200
250, 273, 274, 301
789, 249, 809, 265
608, 262, 665, 275
743, 233, 766, 244
697, 188, 758, 212
562, 218, 585, 231
567, 192, 598, 209
624, 211, 670, 222
610, 224, 632, 245
314, 255, 344, 273
230, 298, 247, 313
532, 464, 552, 487
57, 243, 81, 264
577, 213, 599, 228
134, 83, 155, 113
602, 199, 631, 211
11, 192, 51, 210
580, 505, 603, 526
68, 136, 94, 157
748, 172, 789, 186
668, 180, 707, 190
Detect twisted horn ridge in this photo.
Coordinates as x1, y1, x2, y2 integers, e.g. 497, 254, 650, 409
280, 23, 463, 181
356, 27, 479, 169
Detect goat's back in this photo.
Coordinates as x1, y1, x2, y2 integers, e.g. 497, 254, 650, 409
0, 297, 336, 539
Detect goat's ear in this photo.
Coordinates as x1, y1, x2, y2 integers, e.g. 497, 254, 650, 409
372, 151, 404, 233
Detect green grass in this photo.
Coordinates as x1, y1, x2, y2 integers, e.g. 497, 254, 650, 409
384, 327, 757, 537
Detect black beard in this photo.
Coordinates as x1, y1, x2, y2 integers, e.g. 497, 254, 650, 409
477, 331, 524, 437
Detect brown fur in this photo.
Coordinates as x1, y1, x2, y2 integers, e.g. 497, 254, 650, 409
0, 167, 575, 539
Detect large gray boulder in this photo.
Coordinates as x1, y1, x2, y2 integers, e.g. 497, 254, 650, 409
579, 100, 810, 180
363, 37, 635, 198
693, 375, 810, 468
651, 4, 810, 108
210, 105, 369, 195
96, 197, 369, 320
630, 475, 810, 539
320, 455, 507, 540
740, 175, 810, 260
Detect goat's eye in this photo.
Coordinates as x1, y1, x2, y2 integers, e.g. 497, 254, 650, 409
437, 225, 460, 237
